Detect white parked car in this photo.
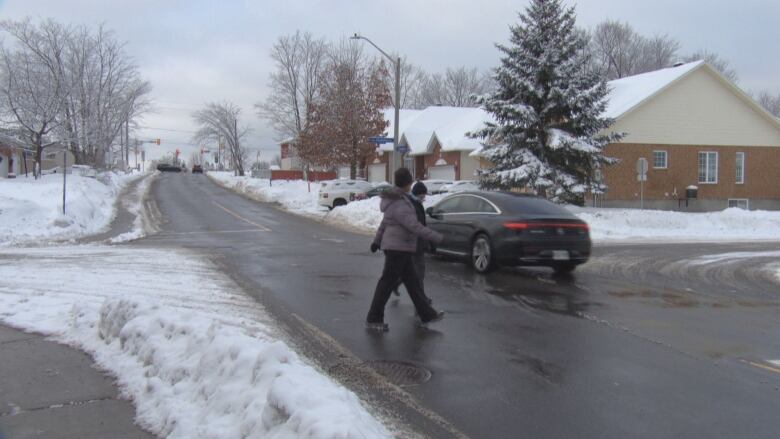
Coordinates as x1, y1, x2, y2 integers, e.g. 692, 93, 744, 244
318, 179, 373, 209
421, 179, 454, 194
439, 180, 480, 193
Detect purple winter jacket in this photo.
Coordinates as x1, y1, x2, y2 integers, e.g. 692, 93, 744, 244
373, 187, 443, 253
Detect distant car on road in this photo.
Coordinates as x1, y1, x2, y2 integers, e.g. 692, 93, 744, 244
156, 164, 182, 172
192, 164, 203, 174
421, 179, 454, 194
318, 179, 373, 209
426, 192, 590, 274
440, 180, 479, 193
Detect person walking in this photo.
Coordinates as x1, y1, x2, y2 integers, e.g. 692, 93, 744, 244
390, 181, 433, 303
367, 168, 444, 331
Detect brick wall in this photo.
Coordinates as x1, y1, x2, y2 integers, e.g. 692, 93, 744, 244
603, 143, 780, 201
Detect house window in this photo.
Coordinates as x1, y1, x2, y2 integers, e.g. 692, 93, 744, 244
735, 152, 745, 184
698, 151, 718, 184
653, 150, 667, 169
728, 199, 749, 209
46, 152, 57, 160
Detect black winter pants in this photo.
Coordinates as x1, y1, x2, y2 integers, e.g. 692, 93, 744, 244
367, 250, 438, 324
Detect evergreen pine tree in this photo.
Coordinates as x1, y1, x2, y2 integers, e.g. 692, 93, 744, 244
473, 0, 622, 203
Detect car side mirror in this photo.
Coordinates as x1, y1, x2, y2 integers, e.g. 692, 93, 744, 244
426, 207, 442, 220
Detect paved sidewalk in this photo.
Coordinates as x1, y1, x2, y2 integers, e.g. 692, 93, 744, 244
0, 324, 155, 439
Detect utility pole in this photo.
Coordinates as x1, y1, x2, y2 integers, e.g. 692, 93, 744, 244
351, 33, 402, 185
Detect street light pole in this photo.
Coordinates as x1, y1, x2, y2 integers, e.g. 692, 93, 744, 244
351, 33, 401, 185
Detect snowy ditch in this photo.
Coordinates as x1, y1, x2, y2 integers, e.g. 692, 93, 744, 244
0, 245, 392, 438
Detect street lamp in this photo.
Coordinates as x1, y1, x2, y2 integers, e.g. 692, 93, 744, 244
350, 33, 401, 184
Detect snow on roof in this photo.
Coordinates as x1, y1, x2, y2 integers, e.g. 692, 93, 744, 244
399, 106, 495, 156
376, 62, 708, 157
604, 60, 704, 119
378, 108, 424, 152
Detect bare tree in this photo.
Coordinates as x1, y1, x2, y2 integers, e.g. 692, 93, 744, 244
589, 20, 645, 79
415, 66, 492, 107
192, 102, 250, 176
379, 56, 427, 109
0, 19, 151, 170
589, 20, 681, 79
638, 34, 681, 73
684, 50, 738, 83
256, 31, 327, 141
0, 19, 69, 177
755, 91, 780, 117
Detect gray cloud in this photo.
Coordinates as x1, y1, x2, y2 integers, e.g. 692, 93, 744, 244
2, 0, 777, 161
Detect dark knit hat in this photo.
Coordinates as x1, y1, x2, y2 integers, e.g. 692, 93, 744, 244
412, 181, 428, 196
394, 167, 414, 188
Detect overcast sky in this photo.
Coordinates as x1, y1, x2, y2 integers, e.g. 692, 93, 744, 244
1, 0, 778, 161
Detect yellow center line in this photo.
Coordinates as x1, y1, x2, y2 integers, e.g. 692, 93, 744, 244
212, 201, 271, 232
741, 359, 780, 375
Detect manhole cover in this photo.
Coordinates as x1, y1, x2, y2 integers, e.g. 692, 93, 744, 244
367, 361, 431, 386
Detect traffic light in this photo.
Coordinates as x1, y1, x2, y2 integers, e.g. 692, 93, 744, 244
155, 138, 161, 145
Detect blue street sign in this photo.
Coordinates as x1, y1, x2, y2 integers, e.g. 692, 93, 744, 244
369, 136, 394, 144
396, 145, 409, 154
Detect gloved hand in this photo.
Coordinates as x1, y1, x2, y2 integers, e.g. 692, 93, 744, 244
370, 243, 380, 253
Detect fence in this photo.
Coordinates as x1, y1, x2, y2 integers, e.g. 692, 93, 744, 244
270, 170, 337, 182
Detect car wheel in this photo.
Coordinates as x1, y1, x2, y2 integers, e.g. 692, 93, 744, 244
552, 263, 576, 274
333, 199, 347, 208
471, 234, 495, 274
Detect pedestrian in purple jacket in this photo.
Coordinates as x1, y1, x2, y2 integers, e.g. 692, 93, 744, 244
367, 168, 444, 331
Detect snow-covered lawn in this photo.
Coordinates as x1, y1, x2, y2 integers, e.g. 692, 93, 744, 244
0, 171, 144, 246
571, 206, 780, 242
208, 172, 780, 243
0, 245, 391, 439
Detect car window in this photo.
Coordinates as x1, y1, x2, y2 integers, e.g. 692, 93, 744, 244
458, 196, 497, 213
435, 196, 463, 214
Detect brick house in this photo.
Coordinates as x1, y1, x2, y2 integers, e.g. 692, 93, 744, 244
598, 61, 780, 210
370, 107, 492, 182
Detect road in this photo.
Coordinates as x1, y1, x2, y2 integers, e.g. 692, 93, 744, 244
134, 172, 780, 438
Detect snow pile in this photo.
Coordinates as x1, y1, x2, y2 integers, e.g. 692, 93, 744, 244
0, 171, 142, 246
208, 172, 326, 218
0, 245, 391, 439
572, 206, 780, 242
327, 194, 446, 233
109, 172, 160, 243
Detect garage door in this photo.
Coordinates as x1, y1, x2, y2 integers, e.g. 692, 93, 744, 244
428, 165, 455, 180
368, 163, 386, 183
338, 166, 351, 179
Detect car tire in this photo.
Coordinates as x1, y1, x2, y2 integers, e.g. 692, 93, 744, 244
471, 233, 495, 274
333, 199, 347, 208
552, 263, 576, 274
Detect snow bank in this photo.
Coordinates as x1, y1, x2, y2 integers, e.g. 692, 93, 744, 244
0, 171, 143, 246
572, 206, 780, 242
208, 172, 325, 218
0, 245, 391, 439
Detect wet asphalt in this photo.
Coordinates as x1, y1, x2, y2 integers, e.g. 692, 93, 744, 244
134, 172, 780, 439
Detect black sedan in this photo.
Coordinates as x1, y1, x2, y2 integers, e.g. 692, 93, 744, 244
426, 192, 591, 274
